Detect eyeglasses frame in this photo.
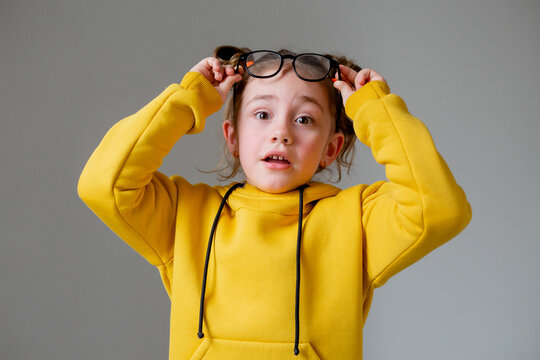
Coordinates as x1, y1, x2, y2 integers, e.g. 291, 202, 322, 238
235, 50, 342, 82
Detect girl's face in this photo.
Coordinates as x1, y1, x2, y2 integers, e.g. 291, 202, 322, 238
223, 69, 344, 193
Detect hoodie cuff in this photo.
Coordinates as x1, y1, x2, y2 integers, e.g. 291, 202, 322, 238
344, 80, 391, 119
180, 72, 223, 132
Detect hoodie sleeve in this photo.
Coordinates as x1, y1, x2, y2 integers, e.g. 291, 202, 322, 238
345, 81, 472, 288
77, 72, 222, 268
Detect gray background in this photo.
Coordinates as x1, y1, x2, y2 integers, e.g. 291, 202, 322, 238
1, 0, 539, 359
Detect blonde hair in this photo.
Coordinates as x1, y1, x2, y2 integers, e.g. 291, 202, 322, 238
212, 46, 362, 182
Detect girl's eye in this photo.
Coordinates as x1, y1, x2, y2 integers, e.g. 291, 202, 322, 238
295, 116, 313, 125
255, 111, 270, 120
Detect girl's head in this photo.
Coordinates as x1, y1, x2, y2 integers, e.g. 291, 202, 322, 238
215, 46, 360, 193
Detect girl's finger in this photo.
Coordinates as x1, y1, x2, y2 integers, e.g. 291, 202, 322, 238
224, 65, 236, 76
221, 73, 242, 90
209, 58, 223, 81
355, 69, 371, 89
217, 73, 243, 102
207, 57, 219, 72
333, 80, 355, 105
369, 69, 387, 84
214, 67, 224, 82
356, 68, 387, 88
339, 64, 358, 84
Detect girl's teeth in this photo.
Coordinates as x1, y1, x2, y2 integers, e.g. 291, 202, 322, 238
271, 156, 284, 160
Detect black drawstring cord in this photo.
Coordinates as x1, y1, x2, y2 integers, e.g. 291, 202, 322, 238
197, 182, 245, 339
294, 184, 308, 356
196, 182, 308, 356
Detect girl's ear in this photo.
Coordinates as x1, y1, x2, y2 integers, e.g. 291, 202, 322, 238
320, 132, 344, 168
223, 120, 237, 156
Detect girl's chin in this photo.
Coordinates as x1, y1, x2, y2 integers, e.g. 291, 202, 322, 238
245, 164, 316, 193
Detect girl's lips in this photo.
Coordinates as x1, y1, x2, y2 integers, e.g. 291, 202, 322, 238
262, 154, 292, 170
263, 160, 292, 170
263, 151, 291, 162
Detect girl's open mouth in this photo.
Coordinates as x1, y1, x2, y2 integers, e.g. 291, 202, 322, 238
263, 154, 292, 169
264, 155, 291, 165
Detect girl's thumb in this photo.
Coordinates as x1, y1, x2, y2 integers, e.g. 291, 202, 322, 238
221, 73, 242, 90
218, 74, 242, 102
333, 80, 355, 104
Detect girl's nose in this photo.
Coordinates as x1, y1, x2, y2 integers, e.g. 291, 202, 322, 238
272, 134, 290, 144
271, 119, 293, 145
272, 125, 292, 145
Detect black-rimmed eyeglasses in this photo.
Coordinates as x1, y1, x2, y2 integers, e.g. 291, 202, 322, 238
236, 50, 341, 82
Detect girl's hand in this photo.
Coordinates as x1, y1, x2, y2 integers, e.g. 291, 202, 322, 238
190, 57, 243, 103
333, 65, 388, 105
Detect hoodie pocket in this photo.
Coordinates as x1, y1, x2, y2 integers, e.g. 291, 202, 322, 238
190, 337, 322, 360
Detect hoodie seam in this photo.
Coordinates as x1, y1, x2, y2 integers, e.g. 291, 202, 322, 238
231, 192, 336, 201
231, 206, 312, 216
203, 336, 315, 345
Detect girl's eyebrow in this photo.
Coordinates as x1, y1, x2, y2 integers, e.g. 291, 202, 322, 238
296, 95, 324, 112
246, 94, 324, 112
246, 94, 276, 105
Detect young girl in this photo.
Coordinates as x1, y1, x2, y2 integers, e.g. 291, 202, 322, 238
78, 46, 471, 359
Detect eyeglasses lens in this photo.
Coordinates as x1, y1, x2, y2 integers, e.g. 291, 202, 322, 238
245, 52, 282, 78
295, 54, 331, 81
244, 52, 332, 81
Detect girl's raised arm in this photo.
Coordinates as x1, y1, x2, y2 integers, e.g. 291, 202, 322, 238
77, 62, 234, 279
339, 70, 471, 290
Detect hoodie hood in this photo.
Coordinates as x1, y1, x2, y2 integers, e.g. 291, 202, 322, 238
217, 182, 341, 215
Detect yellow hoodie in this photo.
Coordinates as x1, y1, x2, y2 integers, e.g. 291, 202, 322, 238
78, 72, 471, 359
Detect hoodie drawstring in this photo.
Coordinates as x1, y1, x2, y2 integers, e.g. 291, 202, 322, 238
294, 184, 307, 356
198, 182, 244, 339
197, 183, 307, 357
